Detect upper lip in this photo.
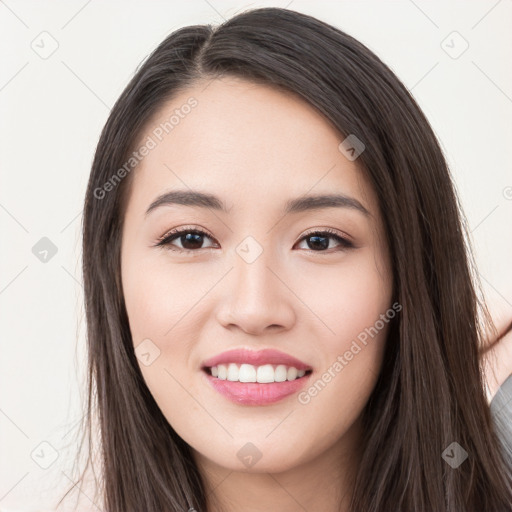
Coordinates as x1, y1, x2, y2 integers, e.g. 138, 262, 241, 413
201, 348, 312, 371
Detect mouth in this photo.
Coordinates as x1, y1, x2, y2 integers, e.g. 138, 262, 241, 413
201, 363, 313, 406
202, 363, 313, 383
200, 348, 313, 405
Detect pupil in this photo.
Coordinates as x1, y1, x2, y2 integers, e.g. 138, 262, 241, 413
178, 233, 330, 250
182, 233, 203, 249
308, 235, 328, 250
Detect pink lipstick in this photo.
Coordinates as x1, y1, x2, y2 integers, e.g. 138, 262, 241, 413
201, 348, 313, 406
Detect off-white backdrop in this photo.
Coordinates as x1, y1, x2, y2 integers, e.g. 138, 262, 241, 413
1, 1, 511, 510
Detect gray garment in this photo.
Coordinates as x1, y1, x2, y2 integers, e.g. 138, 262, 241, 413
490, 373, 512, 464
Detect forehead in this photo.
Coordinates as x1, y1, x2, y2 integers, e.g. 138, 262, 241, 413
128, 77, 377, 217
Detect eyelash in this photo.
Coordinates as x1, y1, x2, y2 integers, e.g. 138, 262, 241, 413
154, 226, 354, 254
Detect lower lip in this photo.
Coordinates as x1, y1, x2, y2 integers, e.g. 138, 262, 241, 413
203, 370, 312, 406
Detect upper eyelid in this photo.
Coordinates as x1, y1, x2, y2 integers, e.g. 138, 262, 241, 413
157, 226, 352, 248
157, 225, 214, 241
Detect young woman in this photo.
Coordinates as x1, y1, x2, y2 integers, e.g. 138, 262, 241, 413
63, 6, 512, 511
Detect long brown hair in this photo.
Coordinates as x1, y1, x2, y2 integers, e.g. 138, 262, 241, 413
62, 7, 512, 511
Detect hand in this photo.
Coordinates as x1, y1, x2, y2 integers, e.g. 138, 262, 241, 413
479, 300, 512, 403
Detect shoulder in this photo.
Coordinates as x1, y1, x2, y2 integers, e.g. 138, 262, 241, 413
490, 373, 512, 417
490, 373, 512, 462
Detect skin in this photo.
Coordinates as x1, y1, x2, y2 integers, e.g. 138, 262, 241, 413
481, 299, 512, 401
120, 77, 393, 512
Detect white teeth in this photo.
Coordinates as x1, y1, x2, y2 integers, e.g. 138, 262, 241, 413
239, 363, 256, 382
256, 364, 275, 383
209, 363, 309, 383
274, 365, 288, 382
227, 363, 239, 381
217, 364, 227, 380
286, 367, 298, 381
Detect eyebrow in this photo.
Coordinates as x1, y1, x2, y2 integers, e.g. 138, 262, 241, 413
145, 190, 370, 218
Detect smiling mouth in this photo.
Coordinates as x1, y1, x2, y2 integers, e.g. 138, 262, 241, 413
203, 363, 313, 383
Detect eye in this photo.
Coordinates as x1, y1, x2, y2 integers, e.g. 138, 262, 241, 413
294, 229, 354, 252
154, 226, 354, 253
155, 226, 218, 252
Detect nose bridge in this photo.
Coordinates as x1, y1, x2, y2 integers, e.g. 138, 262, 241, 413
217, 237, 295, 334
234, 246, 276, 302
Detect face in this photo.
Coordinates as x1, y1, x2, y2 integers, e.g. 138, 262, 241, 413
120, 77, 393, 475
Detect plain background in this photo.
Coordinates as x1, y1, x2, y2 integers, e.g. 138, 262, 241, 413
1, 0, 511, 509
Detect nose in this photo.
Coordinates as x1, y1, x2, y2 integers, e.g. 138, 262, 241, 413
215, 250, 296, 336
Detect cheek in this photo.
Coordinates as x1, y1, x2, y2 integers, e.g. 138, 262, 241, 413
121, 252, 212, 411
292, 249, 391, 416
122, 252, 212, 343
294, 249, 392, 345
121, 253, 205, 435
